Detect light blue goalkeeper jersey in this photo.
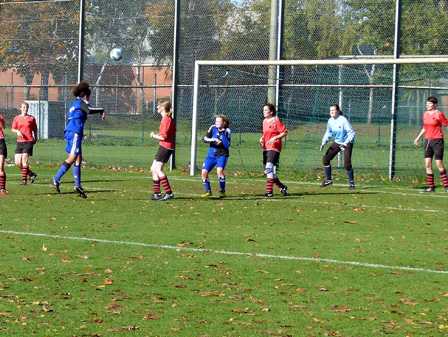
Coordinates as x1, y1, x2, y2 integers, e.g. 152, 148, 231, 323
322, 115, 355, 144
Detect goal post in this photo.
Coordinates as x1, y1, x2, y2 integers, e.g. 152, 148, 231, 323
190, 57, 448, 178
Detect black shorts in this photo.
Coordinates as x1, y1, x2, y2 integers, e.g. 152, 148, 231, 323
424, 139, 444, 160
263, 150, 280, 166
0, 139, 7, 157
154, 145, 174, 163
15, 142, 34, 156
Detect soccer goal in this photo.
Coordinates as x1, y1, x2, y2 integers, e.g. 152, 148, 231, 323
190, 57, 448, 179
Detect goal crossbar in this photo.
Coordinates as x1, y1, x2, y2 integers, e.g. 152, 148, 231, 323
196, 57, 448, 66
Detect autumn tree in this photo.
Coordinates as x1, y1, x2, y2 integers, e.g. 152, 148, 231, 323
0, 1, 79, 100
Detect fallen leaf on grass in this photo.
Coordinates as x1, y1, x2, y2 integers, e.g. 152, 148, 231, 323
42, 306, 54, 312
331, 305, 352, 313
232, 307, 253, 313
107, 326, 139, 331
143, 313, 159, 320
152, 296, 165, 303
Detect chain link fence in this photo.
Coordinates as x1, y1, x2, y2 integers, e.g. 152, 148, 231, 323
0, 0, 447, 178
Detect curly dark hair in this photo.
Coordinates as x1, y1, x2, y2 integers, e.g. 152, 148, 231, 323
72, 81, 91, 97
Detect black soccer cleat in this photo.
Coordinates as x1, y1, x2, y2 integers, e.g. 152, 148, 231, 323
349, 185, 355, 190
280, 185, 288, 196
74, 185, 87, 199
150, 193, 163, 200
52, 178, 61, 193
264, 192, 274, 197
320, 180, 333, 188
420, 187, 435, 193
29, 173, 37, 184
160, 193, 174, 201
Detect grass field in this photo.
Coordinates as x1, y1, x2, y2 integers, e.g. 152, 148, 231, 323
1, 167, 447, 336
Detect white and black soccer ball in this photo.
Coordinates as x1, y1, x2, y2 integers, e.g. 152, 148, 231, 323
110, 47, 122, 61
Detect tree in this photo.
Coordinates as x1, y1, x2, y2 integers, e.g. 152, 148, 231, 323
0, 1, 79, 101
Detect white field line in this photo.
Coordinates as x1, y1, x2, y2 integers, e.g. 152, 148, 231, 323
1, 229, 447, 275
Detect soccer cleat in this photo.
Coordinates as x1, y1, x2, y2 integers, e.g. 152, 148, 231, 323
150, 193, 163, 200
264, 192, 274, 197
420, 187, 435, 193
201, 191, 212, 198
219, 190, 227, 198
160, 193, 174, 201
320, 180, 333, 188
446, 186, 448, 192
29, 173, 37, 184
349, 185, 356, 190
20, 180, 27, 185
52, 177, 61, 193
280, 185, 288, 196
1, 189, 6, 195
74, 185, 87, 199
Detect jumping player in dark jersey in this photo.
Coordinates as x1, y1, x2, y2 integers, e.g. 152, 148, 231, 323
52, 81, 105, 198
201, 115, 231, 198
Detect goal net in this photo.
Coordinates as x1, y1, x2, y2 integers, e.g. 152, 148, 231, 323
189, 58, 448, 180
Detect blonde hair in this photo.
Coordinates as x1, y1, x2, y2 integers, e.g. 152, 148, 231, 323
158, 100, 173, 117
216, 114, 230, 128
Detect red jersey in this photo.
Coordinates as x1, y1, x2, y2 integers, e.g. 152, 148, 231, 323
0, 114, 5, 139
12, 114, 37, 142
423, 110, 448, 139
262, 117, 288, 152
159, 116, 176, 149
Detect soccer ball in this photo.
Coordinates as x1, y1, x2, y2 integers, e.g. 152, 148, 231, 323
110, 47, 122, 61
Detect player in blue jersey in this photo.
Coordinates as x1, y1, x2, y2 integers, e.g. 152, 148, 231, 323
201, 115, 231, 198
320, 104, 356, 190
52, 82, 105, 198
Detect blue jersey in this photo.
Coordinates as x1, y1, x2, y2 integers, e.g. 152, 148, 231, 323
202, 125, 231, 158
65, 98, 104, 135
322, 115, 355, 144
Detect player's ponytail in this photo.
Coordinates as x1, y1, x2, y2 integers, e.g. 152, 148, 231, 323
158, 100, 173, 117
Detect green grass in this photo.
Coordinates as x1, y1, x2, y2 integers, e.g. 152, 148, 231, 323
0, 167, 447, 336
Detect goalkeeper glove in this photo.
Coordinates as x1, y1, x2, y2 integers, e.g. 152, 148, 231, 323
320, 143, 325, 152
212, 138, 222, 145
339, 143, 347, 151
